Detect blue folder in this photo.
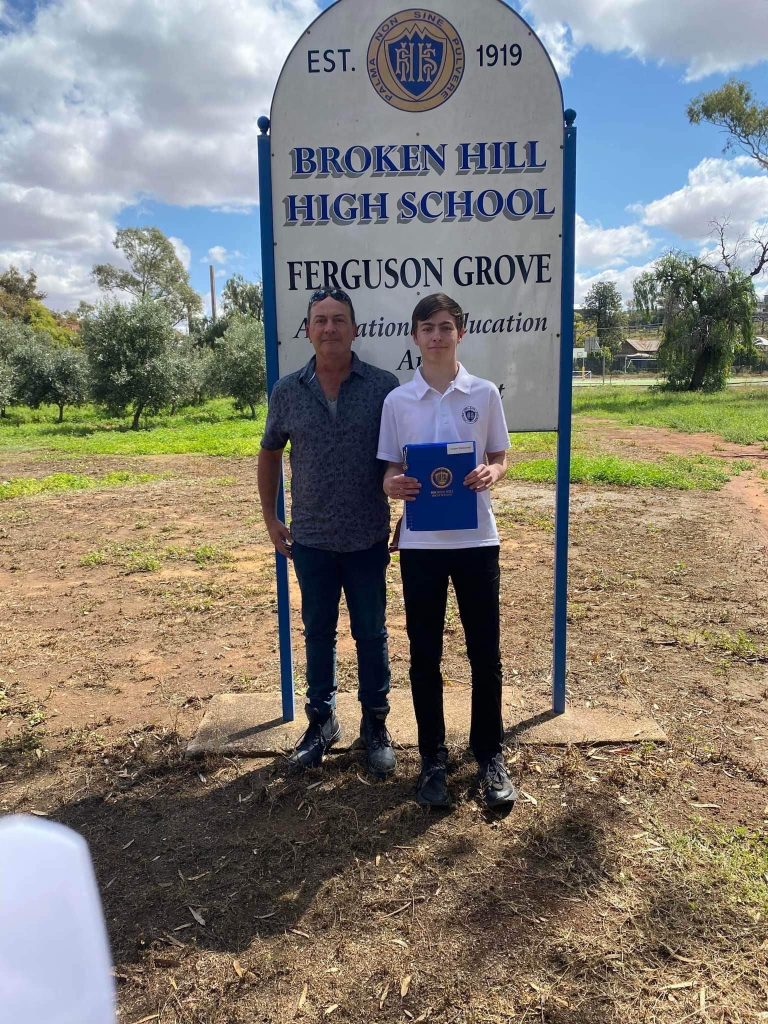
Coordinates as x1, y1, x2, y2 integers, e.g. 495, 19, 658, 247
402, 441, 478, 532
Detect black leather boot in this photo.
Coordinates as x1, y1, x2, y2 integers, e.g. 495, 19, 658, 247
289, 706, 341, 769
359, 705, 396, 777
415, 748, 451, 808
477, 753, 518, 809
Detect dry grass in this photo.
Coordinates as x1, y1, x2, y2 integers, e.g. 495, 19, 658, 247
1, 446, 768, 1023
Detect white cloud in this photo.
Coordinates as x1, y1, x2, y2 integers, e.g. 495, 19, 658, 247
0, 0, 319, 203
575, 260, 657, 305
206, 246, 229, 266
0, 246, 106, 310
0, 0, 319, 307
637, 157, 768, 240
0, 182, 123, 309
575, 155, 768, 299
170, 237, 191, 271
576, 214, 655, 270
520, 0, 768, 79
530, 20, 577, 78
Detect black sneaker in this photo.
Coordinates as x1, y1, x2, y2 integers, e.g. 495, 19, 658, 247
359, 707, 396, 777
416, 753, 452, 809
477, 753, 518, 809
289, 707, 341, 769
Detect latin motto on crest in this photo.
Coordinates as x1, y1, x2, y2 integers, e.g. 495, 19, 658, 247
367, 9, 465, 113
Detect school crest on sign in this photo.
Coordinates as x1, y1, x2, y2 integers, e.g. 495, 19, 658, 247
367, 9, 465, 112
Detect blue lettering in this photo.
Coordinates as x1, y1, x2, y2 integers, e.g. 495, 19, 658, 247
398, 191, 418, 222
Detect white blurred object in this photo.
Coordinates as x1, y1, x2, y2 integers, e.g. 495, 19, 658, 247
0, 814, 116, 1024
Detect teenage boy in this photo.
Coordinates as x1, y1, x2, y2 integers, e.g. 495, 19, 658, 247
377, 293, 516, 809
258, 288, 398, 776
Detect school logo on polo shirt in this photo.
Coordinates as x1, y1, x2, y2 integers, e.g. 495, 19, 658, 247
367, 10, 466, 112
462, 405, 479, 423
430, 466, 453, 489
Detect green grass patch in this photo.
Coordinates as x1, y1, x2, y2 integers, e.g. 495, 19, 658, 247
573, 386, 768, 445
193, 544, 234, 565
0, 399, 267, 456
682, 628, 764, 661
506, 452, 731, 490
80, 541, 236, 573
0, 470, 169, 501
664, 825, 768, 913
508, 431, 558, 453
494, 501, 555, 531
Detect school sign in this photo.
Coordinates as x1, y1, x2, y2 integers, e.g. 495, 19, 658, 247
258, 0, 577, 719
265, 0, 566, 431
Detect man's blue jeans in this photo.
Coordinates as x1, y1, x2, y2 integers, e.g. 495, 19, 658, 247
291, 539, 391, 719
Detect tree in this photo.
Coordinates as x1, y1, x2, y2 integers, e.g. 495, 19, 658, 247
0, 266, 44, 320
0, 361, 14, 417
221, 275, 263, 320
0, 318, 31, 415
92, 227, 203, 327
83, 300, 177, 429
8, 339, 52, 409
637, 253, 755, 392
573, 311, 592, 348
192, 274, 264, 349
688, 80, 768, 278
165, 345, 211, 414
191, 313, 228, 350
211, 314, 266, 418
582, 280, 626, 377
631, 271, 663, 325
7, 338, 89, 421
688, 79, 768, 171
46, 348, 89, 422
25, 300, 79, 347
0, 317, 34, 361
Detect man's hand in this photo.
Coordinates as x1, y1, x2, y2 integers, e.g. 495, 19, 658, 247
464, 462, 502, 492
266, 518, 293, 558
384, 472, 421, 502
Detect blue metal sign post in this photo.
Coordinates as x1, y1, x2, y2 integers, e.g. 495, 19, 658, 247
257, 115, 295, 723
552, 109, 577, 715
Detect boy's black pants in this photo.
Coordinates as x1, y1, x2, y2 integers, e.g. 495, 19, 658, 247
399, 546, 503, 763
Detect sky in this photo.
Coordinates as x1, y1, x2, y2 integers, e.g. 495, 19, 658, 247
1, 0, 768, 314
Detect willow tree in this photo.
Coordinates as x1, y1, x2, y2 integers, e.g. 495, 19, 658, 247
634, 254, 755, 391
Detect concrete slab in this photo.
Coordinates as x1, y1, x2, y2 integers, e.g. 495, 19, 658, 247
186, 688, 666, 758
508, 706, 667, 745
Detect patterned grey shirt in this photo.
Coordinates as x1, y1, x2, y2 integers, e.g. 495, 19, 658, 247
261, 353, 399, 552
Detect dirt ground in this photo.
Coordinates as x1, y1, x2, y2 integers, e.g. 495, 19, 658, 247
1, 421, 767, 1023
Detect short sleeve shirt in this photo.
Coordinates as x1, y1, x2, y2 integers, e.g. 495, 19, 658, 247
377, 364, 509, 549
261, 353, 399, 552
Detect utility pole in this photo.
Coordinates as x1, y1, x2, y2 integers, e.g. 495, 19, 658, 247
209, 265, 217, 322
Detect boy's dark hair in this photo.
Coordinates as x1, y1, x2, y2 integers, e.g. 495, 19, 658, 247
410, 292, 464, 334
307, 288, 356, 324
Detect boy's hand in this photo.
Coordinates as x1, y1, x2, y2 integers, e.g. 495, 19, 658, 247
384, 473, 421, 502
464, 463, 500, 492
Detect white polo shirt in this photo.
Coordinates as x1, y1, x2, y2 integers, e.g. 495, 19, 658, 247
377, 364, 510, 549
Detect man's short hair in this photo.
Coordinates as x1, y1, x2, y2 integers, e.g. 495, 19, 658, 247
411, 292, 464, 334
307, 288, 356, 324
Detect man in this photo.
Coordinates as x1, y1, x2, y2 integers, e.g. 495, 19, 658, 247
258, 288, 399, 775
377, 292, 517, 809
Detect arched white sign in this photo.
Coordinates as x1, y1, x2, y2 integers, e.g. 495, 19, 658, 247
269, 0, 565, 431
